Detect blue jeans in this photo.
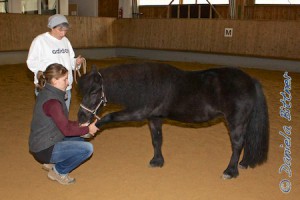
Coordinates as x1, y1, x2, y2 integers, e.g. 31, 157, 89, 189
65, 90, 71, 111
35, 88, 71, 111
50, 137, 93, 175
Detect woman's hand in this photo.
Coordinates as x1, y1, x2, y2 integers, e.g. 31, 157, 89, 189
88, 119, 99, 136
80, 122, 90, 127
76, 55, 85, 65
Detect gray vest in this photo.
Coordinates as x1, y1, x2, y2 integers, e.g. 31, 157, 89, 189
29, 83, 68, 153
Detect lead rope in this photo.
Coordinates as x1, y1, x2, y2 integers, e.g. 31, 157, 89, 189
74, 57, 87, 84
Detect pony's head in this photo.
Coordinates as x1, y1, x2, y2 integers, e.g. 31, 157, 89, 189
77, 66, 106, 124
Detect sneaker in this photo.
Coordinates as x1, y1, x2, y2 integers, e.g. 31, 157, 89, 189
47, 168, 76, 185
42, 164, 54, 171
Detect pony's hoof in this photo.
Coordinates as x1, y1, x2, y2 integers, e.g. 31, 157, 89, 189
149, 159, 164, 168
222, 169, 239, 179
238, 164, 248, 169
222, 174, 233, 180
149, 162, 164, 168
148, 164, 163, 168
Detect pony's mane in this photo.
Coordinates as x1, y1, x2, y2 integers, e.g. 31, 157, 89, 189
78, 67, 102, 96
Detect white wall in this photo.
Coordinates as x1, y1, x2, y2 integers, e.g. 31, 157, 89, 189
119, 0, 132, 18
59, 0, 68, 15
7, 0, 68, 15
8, 0, 24, 13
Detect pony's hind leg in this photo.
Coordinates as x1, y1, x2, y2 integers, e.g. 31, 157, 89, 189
148, 118, 164, 167
238, 147, 250, 169
223, 123, 247, 179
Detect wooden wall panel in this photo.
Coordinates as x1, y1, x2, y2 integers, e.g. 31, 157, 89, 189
245, 5, 300, 20
139, 5, 300, 20
0, 14, 46, 52
139, 6, 168, 19
98, 0, 118, 17
0, 14, 116, 51
67, 16, 115, 48
139, 5, 226, 19
1, 14, 300, 60
113, 19, 300, 60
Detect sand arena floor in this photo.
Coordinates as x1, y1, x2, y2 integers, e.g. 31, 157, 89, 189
0, 57, 299, 200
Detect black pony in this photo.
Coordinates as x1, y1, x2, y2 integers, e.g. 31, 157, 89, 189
77, 62, 269, 179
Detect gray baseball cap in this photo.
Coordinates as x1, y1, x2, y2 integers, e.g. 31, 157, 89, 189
47, 14, 69, 29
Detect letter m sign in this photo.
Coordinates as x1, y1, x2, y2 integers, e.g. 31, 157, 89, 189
224, 28, 233, 37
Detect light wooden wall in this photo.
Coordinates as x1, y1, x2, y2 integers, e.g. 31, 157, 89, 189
139, 5, 300, 20
113, 19, 300, 60
244, 5, 300, 20
98, 0, 118, 17
139, 6, 168, 19
1, 14, 300, 60
0, 13, 115, 51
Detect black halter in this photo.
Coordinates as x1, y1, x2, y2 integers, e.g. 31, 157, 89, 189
79, 72, 107, 120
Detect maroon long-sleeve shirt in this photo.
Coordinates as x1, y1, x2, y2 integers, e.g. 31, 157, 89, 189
43, 99, 89, 136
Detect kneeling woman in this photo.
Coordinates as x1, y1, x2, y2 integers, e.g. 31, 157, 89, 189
29, 63, 99, 185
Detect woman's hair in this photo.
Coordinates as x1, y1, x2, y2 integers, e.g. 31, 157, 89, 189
54, 22, 69, 29
36, 63, 68, 91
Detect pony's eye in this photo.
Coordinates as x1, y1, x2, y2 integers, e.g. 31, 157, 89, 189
90, 91, 98, 96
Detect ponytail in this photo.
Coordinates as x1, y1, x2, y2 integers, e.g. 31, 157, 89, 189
36, 63, 68, 91
36, 71, 46, 91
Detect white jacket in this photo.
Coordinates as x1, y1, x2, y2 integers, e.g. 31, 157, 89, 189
27, 32, 77, 90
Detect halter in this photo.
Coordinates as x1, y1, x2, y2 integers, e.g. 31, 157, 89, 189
79, 72, 107, 120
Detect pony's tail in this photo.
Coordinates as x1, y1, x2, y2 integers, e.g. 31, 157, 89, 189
242, 80, 269, 168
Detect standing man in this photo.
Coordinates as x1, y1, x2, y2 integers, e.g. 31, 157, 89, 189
27, 14, 85, 110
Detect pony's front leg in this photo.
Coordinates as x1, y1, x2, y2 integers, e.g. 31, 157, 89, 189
95, 110, 146, 128
148, 118, 164, 167
82, 111, 144, 138
95, 113, 114, 128
80, 115, 110, 138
